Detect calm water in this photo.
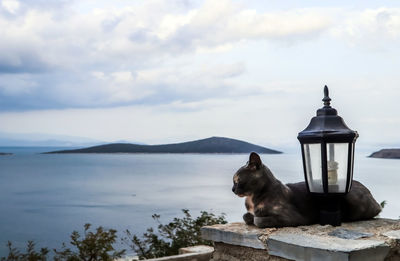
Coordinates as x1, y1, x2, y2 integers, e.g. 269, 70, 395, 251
0, 147, 399, 256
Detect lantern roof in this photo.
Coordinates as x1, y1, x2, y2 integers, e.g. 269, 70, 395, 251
297, 86, 358, 143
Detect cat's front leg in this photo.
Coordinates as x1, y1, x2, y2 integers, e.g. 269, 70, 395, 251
253, 207, 280, 227
243, 212, 254, 225
253, 216, 278, 228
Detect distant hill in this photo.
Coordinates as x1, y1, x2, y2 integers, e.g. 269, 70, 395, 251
369, 149, 400, 159
44, 137, 282, 154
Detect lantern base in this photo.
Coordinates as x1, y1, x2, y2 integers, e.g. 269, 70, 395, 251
318, 197, 342, 226
320, 210, 341, 226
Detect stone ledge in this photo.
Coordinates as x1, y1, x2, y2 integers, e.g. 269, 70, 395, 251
201, 218, 400, 261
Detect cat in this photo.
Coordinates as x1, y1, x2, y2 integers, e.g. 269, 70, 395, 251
232, 152, 382, 228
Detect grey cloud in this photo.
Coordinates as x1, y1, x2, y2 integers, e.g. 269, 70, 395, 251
0, 0, 72, 19
17, 0, 72, 12
376, 10, 391, 24
0, 61, 246, 111
102, 16, 122, 32
0, 51, 50, 74
129, 29, 158, 43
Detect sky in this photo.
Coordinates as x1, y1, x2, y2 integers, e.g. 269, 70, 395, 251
0, 0, 399, 150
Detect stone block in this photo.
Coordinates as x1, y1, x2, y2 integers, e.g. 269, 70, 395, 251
201, 222, 266, 249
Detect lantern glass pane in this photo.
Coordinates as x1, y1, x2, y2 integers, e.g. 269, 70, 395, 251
303, 143, 323, 193
326, 143, 349, 193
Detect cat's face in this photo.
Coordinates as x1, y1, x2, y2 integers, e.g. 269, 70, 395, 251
232, 152, 264, 197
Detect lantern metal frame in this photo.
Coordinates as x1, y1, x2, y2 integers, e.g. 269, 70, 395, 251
297, 86, 358, 225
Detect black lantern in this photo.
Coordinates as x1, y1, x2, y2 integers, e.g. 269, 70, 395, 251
297, 86, 358, 226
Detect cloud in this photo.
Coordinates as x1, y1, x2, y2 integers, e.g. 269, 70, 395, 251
1, 0, 20, 14
0, 61, 247, 110
0, 0, 333, 111
332, 8, 400, 50
1, 1, 399, 114
0, 73, 38, 95
157, 2, 331, 52
89, 62, 246, 105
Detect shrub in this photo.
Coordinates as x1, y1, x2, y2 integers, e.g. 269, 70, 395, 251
1, 210, 226, 260
53, 223, 125, 261
123, 209, 227, 260
0, 241, 49, 261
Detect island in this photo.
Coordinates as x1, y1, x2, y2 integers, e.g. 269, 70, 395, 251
369, 149, 400, 159
0, 152, 13, 156
44, 136, 282, 154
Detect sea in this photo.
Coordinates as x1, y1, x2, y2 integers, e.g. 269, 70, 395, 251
0, 147, 399, 257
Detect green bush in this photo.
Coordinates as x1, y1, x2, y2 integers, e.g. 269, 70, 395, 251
123, 209, 227, 260
1, 210, 227, 261
53, 223, 125, 261
0, 241, 49, 261
1, 224, 124, 261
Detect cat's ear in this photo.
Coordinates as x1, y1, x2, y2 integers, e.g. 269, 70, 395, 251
249, 152, 262, 169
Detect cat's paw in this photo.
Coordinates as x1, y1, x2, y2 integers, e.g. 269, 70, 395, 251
254, 216, 277, 228
243, 212, 254, 225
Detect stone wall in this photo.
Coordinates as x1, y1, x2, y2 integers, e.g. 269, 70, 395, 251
201, 218, 400, 261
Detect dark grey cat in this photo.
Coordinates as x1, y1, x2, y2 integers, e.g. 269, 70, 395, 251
232, 152, 382, 228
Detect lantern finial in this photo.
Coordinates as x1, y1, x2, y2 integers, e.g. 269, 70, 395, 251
322, 85, 331, 107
